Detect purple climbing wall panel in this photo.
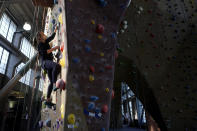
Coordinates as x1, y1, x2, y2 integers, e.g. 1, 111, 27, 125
64, 0, 129, 130
117, 0, 197, 130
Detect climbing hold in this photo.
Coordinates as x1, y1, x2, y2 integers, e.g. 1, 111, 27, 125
95, 107, 101, 113
67, 114, 75, 124
59, 7, 62, 13
52, 19, 56, 25
98, 35, 103, 39
61, 104, 64, 119
100, 52, 104, 57
85, 45, 91, 52
105, 88, 109, 92
88, 102, 95, 110
89, 75, 94, 82
102, 105, 108, 113
58, 13, 63, 25
139, 6, 143, 11
123, 25, 128, 29
96, 24, 104, 33
123, 20, 127, 25
60, 43, 64, 52
91, 20, 95, 25
101, 128, 105, 131
112, 90, 115, 99
90, 96, 99, 101
39, 121, 43, 128
105, 65, 112, 70
89, 66, 95, 73
44, 119, 51, 127
84, 39, 91, 43
54, 0, 58, 4
72, 58, 80, 64
56, 79, 66, 90
97, 0, 107, 7
111, 33, 116, 38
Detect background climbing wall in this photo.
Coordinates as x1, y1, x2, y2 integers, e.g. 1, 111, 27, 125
64, 0, 129, 131
117, 0, 197, 130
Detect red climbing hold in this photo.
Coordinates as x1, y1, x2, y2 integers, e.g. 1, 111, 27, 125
89, 66, 95, 73
102, 105, 108, 113
56, 79, 66, 90
60, 43, 64, 52
105, 65, 112, 70
96, 24, 104, 33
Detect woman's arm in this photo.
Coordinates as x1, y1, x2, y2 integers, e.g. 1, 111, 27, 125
45, 33, 56, 43
47, 46, 60, 54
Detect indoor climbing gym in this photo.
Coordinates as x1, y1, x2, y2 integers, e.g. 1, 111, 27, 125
0, 0, 197, 131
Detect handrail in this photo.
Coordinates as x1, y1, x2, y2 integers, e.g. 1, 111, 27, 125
0, 53, 38, 99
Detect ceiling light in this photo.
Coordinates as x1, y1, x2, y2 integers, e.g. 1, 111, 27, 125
23, 22, 31, 31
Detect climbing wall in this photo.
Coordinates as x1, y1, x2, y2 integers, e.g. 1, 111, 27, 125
40, 0, 68, 130
64, 0, 129, 131
117, 0, 197, 130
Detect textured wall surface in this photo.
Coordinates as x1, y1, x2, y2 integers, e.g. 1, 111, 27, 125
64, 0, 129, 130
117, 0, 197, 130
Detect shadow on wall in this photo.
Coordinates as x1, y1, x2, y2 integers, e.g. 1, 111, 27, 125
114, 55, 167, 131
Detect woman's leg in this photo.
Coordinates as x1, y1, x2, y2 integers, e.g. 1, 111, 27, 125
44, 60, 61, 86
47, 69, 53, 99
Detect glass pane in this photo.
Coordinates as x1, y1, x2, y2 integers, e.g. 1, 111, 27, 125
20, 38, 31, 58
0, 14, 10, 38
7, 21, 17, 42
0, 49, 9, 74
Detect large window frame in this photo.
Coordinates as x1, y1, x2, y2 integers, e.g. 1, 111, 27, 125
0, 46, 10, 74
20, 37, 36, 58
0, 13, 17, 43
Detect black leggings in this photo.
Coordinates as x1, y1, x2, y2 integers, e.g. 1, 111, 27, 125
43, 60, 61, 99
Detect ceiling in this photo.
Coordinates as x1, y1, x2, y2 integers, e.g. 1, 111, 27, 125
1, 0, 45, 39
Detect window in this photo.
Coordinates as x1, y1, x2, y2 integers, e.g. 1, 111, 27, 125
0, 46, 9, 74
20, 38, 36, 58
0, 13, 17, 42
15, 63, 32, 86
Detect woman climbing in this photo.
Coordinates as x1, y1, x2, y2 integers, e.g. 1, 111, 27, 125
35, 27, 61, 104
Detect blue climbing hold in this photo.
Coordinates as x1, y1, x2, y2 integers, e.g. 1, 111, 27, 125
185, 85, 191, 89
88, 102, 95, 110
85, 39, 91, 44
84, 109, 89, 115
97, 0, 107, 7
111, 33, 116, 38
54, 0, 58, 4
52, 19, 56, 25
72, 58, 80, 64
85, 46, 91, 52
59, 7, 62, 13
90, 96, 99, 101
95, 107, 101, 114
101, 128, 105, 131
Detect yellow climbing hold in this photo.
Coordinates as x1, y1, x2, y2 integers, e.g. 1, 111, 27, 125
100, 52, 104, 57
91, 20, 95, 25
59, 50, 66, 67
105, 88, 109, 92
68, 114, 76, 124
98, 35, 103, 39
58, 13, 63, 25
60, 104, 64, 119
89, 75, 94, 82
